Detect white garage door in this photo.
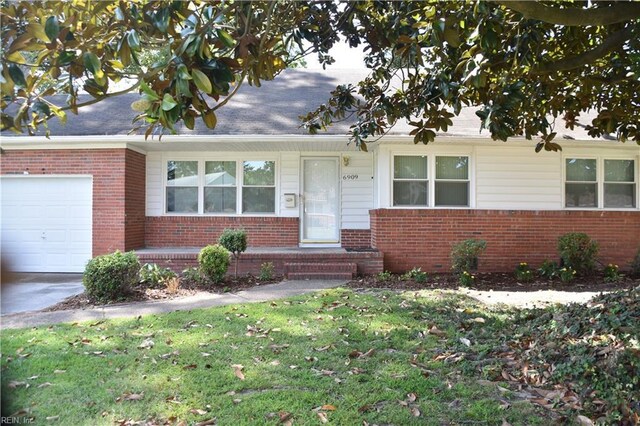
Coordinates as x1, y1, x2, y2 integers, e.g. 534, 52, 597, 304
1, 176, 92, 272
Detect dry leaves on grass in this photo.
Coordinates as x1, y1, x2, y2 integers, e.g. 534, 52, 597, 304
231, 364, 245, 380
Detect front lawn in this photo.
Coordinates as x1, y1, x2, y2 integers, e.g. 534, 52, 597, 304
2, 287, 638, 425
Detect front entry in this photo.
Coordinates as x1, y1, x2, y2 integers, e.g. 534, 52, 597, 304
300, 157, 340, 245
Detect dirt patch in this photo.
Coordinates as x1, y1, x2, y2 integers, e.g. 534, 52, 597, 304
43, 275, 281, 312
347, 272, 639, 293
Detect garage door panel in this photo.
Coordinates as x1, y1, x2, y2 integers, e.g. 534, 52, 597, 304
1, 176, 92, 273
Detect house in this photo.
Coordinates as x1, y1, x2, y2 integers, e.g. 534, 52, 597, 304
1, 68, 638, 277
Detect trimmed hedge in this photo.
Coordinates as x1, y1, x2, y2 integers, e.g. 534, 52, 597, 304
83, 251, 140, 303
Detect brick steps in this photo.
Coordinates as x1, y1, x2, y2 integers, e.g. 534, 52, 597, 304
284, 262, 357, 280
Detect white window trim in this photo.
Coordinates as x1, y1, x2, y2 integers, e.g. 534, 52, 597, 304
163, 156, 279, 216
562, 155, 638, 211
390, 152, 474, 209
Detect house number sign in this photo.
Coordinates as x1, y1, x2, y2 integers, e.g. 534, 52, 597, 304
342, 174, 359, 180
342, 174, 373, 181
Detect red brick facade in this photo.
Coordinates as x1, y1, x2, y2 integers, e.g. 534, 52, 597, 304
341, 229, 372, 249
0, 148, 146, 256
145, 216, 299, 247
370, 209, 640, 273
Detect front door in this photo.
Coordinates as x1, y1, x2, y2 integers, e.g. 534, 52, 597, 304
300, 157, 340, 245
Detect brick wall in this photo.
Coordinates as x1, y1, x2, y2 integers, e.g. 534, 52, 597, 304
0, 148, 143, 256
370, 209, 640, 273
145, 216, 300, 247
124, 150, 146, 250
341, 229, 372, 249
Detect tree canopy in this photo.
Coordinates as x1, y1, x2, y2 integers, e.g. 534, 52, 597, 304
1, 1, 639, 151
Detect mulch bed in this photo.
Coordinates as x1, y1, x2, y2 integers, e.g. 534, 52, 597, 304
43, 275, 281, 312
347, 272, 639, 293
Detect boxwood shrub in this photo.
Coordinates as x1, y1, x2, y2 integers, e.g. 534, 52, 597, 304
83, 251, 140, 303
198, 244, 230, 284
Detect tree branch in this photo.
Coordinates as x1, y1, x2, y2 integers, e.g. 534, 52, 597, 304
533, 26, 634, 74
497, 1, 640, 26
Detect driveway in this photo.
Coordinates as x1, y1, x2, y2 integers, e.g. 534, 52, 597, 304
1, 273, 84, 315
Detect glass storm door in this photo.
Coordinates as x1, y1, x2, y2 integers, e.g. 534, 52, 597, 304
301, 157, 340, 244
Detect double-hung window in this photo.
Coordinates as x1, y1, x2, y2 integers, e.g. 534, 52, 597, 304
166, 161, 198, 213
604, 159, 636, 208
204, 161, 236, 213
392, 155, 470, 207
242, 161, 276, 213
565, 158, 636, 208
393, 156, 428, 206
435, 156, 469, 206
166, 159, 276, 214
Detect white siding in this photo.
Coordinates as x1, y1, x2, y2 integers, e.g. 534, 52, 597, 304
146, 151, 163, 216
341, 153, 373, 229
279, 152, 299, 217
475, 147, 562, 209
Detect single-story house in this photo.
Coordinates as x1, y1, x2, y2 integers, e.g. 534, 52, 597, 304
1, 68, 638, 278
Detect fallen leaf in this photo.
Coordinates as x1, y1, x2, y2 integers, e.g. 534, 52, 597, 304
122, 392, 144, 401
406, 393, 417, 403
46, 416, 60, 421
232, 364, 245, 380
138, 339, 154, 349
317, 411, 328, 423
321, 404, 336, 411
195, 419, 217, 426
472, 317, 486, 323
38, 382, 53, 388
183, 364, 198, 370
427, 326, 447, 337
576, 415, 594, 426
8, 381, 28, 389
270, 360, 281, 366
279, 411, 292, 423
190, 409, 207, 415
201, 352, 211, 357
53, 370, 66, 374
460, 337, 471, 347
411, 407, 421, 417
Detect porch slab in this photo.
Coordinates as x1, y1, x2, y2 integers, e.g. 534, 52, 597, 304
135, 247, 383, 276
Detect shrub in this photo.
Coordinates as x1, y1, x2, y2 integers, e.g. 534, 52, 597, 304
181, 267, 207, 286
603, 264, 622, 283
557, 233, 598, 275
139, 263, 177, 288
198, 245, 230, 284
514, 262, 534, 283
451, 239, 487, 274
459, 270, 476, 287
377, 270, 392, 281
402, 267, 428, 283
83, 251, 140, 303
559, 266, 576, 283
538, 259, 560, 280
218, 228, 247, 277
165, 277, 181, 294
259, 262, 275, 281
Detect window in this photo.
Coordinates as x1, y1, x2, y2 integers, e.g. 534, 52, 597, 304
435, 156, 469, 206
242, 161, 276, 213
393, 156, 428, 206
165, 159, 276, 215
604, 159, 636, 208
204, 161, 236, 213
166, 161, 198, 213
565, 159, 597, 208
565, 158, 637, 209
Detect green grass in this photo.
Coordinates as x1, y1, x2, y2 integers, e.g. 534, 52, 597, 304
1, 289, 551, 425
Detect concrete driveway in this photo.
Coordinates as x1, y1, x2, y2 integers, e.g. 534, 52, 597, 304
1, 273, 84, 315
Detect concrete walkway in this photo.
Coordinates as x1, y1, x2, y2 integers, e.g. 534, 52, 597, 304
0, 280, 346, 329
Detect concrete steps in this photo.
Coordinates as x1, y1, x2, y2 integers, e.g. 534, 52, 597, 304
284, 262, 357, 280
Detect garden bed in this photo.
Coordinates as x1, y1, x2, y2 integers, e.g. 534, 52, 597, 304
42, 274, 281, 312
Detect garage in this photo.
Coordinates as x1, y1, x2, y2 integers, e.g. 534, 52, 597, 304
1, 176, 92, 273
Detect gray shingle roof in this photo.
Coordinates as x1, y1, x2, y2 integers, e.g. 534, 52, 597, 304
3, 68, 608, 140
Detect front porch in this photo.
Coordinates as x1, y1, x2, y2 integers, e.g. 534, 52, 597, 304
135, 247, 384, 280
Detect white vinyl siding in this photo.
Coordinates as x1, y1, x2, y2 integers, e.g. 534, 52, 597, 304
146, 151, 163, 216
341, 153, 374, 230
475, 147, 561, 209
279, 152, 299, 217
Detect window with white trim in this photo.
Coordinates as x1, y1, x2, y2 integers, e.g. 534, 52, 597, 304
204, 161, 236, 213
565, 158, 597, 208
565, 158, 637, 209
393, 155, 428, 206
165, 159, 276, 214
435, 156, 469, 207
167, 161, 198, 213
604, 159, 636, 208
242, 161, 276, 213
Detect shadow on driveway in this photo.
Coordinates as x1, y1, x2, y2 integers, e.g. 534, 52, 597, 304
1, 273, 84, 315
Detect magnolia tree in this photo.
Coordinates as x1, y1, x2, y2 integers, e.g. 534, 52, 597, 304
1, 0, 639, 151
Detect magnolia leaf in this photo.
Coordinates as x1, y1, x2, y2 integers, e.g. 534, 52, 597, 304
8, 64, 27, 88
202, 109, 217, 129
217, 29, 235, 48
192, 69, 212, 94
139, 80, 159, 101
232, 364, 245, 380
44, 16, 60, 42
83, 52, 102, 76
161, 94, 178, 111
